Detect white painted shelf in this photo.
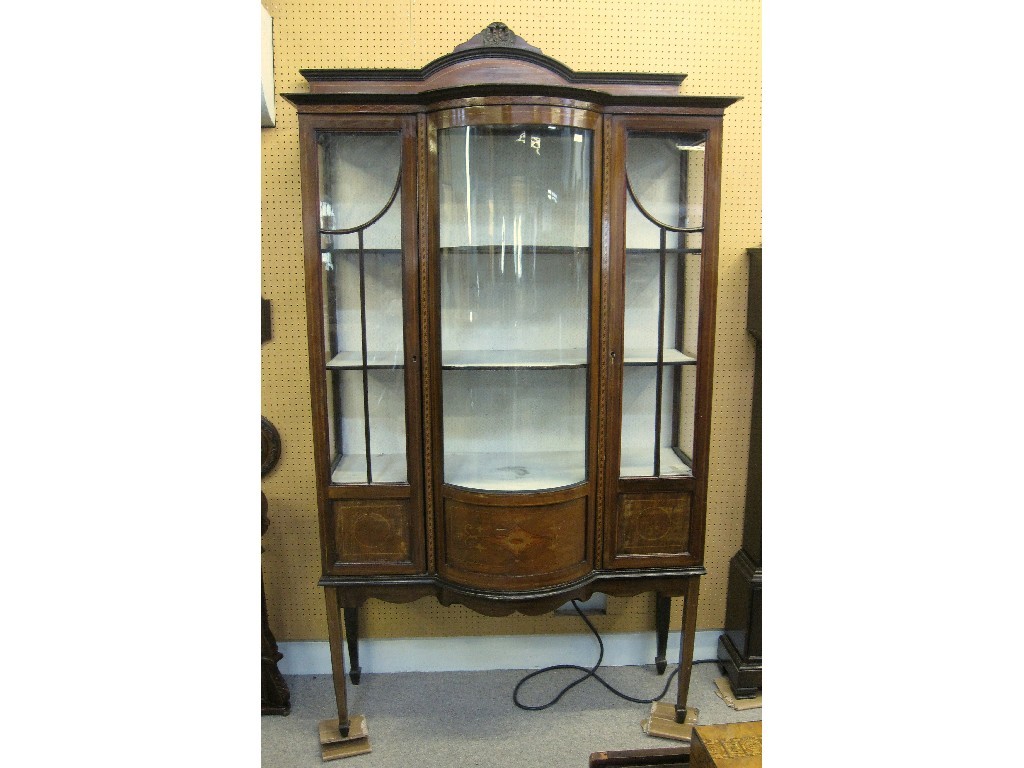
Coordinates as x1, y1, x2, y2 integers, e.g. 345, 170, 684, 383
331, 453, 408, 484
442, 348, 588, 369
327, 348, 693, 368
327, 350, 404, 369
619, 449, 692, 478
444, 450, 586, 491
622, 348, 696, 365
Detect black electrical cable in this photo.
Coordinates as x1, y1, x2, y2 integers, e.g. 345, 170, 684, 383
512, 599, 680, 711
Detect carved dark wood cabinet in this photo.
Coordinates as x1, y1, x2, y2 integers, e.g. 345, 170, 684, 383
284, 23, 737, 751
261, 306, 289, 715
262, 492, 290, 715
716, 247, 761, 697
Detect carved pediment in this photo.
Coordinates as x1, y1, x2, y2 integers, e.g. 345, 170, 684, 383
452, 22, 543, 53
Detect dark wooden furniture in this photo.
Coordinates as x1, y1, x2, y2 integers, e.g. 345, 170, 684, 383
283, 23, 737, 749
261, 298, 290, 716
716, 248, 761, 697
262, 491, 291, 715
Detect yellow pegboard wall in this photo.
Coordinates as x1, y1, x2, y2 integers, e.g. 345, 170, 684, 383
261, 0, 760, 642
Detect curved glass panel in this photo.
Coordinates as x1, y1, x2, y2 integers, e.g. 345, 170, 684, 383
318, 131, 407, 484
319, 132, 402, 249
620, 131, 706, 479
625, 133, 705, 232
438, 123, 593, 491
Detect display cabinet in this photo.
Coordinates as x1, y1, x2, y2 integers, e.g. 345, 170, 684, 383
284, 23, 737, 757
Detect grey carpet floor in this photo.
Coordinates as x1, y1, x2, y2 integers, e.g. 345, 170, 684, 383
261, 661, 761, 767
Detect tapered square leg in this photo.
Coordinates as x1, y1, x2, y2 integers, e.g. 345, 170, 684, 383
674, 576, 700, 723
324, 587, 350, 734
654, 593, 670, 674
344, 606, 361, 685
321, 588, 371, 759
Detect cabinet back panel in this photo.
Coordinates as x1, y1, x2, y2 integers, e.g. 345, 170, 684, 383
262, 0, 760, 640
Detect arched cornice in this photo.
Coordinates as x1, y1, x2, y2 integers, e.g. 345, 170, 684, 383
299, 22, 687, 97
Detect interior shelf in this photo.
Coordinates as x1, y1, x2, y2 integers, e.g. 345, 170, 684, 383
444, 449, 586, 491
619, 448, 693, 478
441, 348, 588, 369
331, 453, 408, 484
327, 350, 405, 369
322, 247, 402, 256
623, 348, 696, 365
439, 245, 589, 256
625, 247, 703, 256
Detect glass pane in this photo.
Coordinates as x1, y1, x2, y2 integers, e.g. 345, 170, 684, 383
437, 123, 593, 491
619, 366, 694, 478
442, 369, 587, 490
319, 132, 402, 250
441, 248, 590, 365
625, 133, 705, 234
620, 131, 705, 478
438, 125, 591, 249
328, 370, 408, 484
318, 131, 407, 483
324, 250, 404, 369
675, 365, 697, 472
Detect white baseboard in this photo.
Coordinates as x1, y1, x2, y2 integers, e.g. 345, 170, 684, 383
276, 631, 722, 676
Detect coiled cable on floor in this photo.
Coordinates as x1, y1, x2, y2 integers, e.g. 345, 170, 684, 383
512, 599, 680, 711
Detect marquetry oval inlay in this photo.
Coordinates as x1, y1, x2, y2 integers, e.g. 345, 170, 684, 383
333, 500, 411, 563
444, 497, 586, 577
616, 493, 691, 556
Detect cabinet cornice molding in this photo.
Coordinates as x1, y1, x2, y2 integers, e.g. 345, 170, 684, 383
283, 87, 739, 114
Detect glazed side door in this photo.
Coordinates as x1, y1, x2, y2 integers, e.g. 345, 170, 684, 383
298, 113, 427, 575
603, 114, 724, 569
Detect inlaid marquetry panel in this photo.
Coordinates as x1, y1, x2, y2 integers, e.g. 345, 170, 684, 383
443, 496, 589, 589
330, 499, 413, 569
617, 493, 690, 555
606, 491, 695, 568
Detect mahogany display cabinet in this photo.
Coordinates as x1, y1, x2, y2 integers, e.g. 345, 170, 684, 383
284, 23, 738, 751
